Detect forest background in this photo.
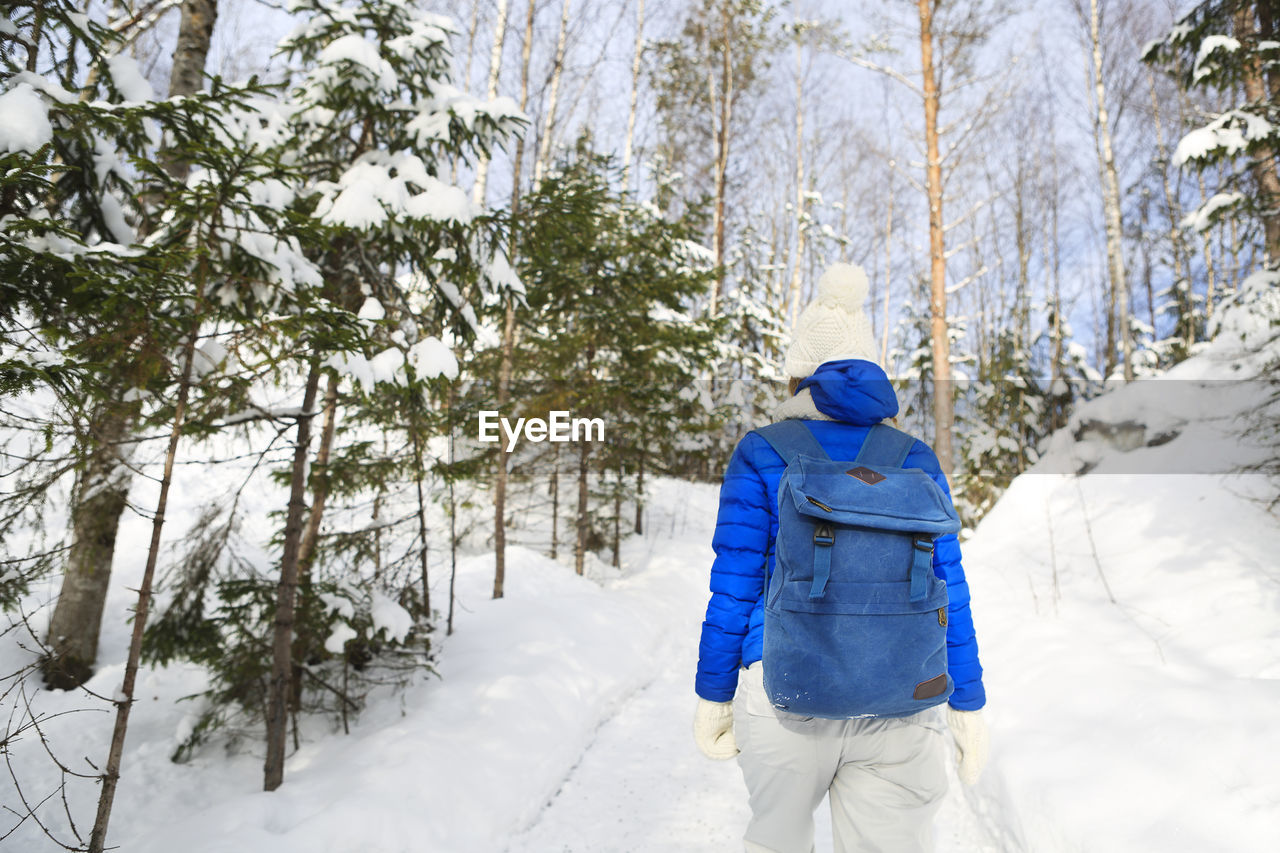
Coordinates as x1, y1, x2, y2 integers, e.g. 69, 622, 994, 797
2, 0, 1277, 849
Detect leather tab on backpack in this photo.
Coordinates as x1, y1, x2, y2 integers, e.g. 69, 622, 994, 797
846, 466, 885, 485
913, 674, 948, 700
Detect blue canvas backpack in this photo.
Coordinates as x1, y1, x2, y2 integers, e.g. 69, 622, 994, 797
753, 419, 961, 718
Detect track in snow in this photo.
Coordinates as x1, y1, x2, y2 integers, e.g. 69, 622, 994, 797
505, 529, 1009, 852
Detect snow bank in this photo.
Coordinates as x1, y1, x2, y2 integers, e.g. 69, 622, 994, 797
106, 544, 674, 853
2, 462, 720, 852
964, 336, 1280, 851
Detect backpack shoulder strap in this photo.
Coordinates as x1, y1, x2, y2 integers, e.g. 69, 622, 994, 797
754, 419, 829, 465
853, 423, 916, 467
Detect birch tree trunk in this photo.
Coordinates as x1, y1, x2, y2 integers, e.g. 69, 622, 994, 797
622, 0, 646, 192
472, 0, 510, 207
787, 34, 806, 328
881, 179, 894, 366
164, 0, 218, 181
918, 0, 954, 482
264, 359, 322, 792
492, 304, 516, 600
452, 1, 483, 185
1045, 185, 1066, 428
493, 0, 537, 600
709, 1, 734, 315
1087, 0, 1133, 380
1197, 171, 1220, 322
534, 0, 573, 186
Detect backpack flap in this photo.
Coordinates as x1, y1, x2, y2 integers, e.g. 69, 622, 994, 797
783, 454, 961, 537
776, 455, 959, 603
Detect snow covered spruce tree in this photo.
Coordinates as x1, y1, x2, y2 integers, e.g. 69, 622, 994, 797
0, 0, 370, 844
505, 143, 720, 575
0, 2, 157, 612
1145, 1, 1280, 500
129, 0, 522, 792
1144, 1, 1279, 267
0, 0, 302, 693
955, 328, 1047, 522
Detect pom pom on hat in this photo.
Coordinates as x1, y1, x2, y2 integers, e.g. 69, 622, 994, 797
814, 263, 870, 311
784, 262, 877, 378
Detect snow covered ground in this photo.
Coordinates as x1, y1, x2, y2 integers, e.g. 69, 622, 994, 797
4, 337, 1279, 852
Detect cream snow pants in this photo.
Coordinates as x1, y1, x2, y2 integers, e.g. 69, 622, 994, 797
732, 662, 948, 853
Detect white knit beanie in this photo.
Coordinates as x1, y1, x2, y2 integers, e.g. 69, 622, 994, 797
784, 263, 877, 378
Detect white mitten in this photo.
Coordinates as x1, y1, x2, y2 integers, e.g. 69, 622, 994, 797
947, 707, 989, 785
693, 698, 738, 760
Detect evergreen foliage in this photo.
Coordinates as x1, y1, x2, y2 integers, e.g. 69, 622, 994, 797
1143, 0, 1279, 260
498, 141, 722, 563
1145, 0, 1280, 505
130, 0, 523, 751
956, 329, 1046, 522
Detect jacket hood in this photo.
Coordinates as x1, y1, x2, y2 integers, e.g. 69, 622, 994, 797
794, 359, 900, 425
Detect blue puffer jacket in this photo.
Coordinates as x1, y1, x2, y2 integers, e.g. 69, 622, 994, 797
695, 358, 986, 711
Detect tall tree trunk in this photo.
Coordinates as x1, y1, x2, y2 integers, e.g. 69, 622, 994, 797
494, 0, 537, 600
787, 35, 806, 328
264, 359, 322, 792
634, 432, 644, 536
534, 0, 573, 186
622, 0, 646, 192
709, 2, 734, 315
164, 0, 218, 181
918, 0, 954, 482
881, 179, 894, 366
1148, 69, 1193, 352
612, 465, 622, 569
297, 375, 338, 573
492, 304, 516, 600
42, 402, 133, 689
574, 441, 591, 576
455, 0, 482, 185
447, 386, 460, 635
288, 373, 339, 720
472, 0, 510, 206
45, 0, 220, 690
1087, 0, 1132, 380
1014, 167, 1031, 351
1045, 179, 1066, 430
411, 414, 431, 619
1235, 4, 1280, 262
1196, 170, 1220, 322
1141, 192, 1156, 340
551, 443, 561, 557
88, 318, 201, 853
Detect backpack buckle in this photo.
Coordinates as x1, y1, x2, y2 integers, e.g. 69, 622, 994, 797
912, 535, 933, 552
813, 524, 834, 546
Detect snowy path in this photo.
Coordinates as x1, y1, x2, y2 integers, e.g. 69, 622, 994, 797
506, 494, 1006, 853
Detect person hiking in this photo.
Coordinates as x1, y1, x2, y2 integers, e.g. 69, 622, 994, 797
692, 263, 989, 853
